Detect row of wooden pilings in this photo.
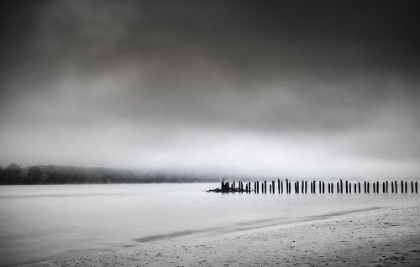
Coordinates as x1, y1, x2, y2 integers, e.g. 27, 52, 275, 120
221, 179, 419, 194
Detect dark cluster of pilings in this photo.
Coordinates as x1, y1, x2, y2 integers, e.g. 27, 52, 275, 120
219, 179, 419, 194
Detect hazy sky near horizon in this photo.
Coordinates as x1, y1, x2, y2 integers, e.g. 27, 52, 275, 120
1, 1, 419, 179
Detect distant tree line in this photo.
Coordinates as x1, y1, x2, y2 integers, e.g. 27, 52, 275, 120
0, 164, 219, 185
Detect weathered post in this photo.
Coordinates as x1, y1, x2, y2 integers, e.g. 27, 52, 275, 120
278, 179, 280, 194
411, 181, 414, 193
377, 181, 379, 194
364, 181, 366, 193
301, 180, 304, 193
269, 184, 272, 194
280, 180, 283, 194
386, 181, 388, 193
395, 181, 397, 193
349, 182, 351, 193
373, 182, 376, 193
272, 181, 275, 194
401, 181, 404, 193
367, 182, 370, 193
416, 181, 418, 193
257, 181, 259, 193
391, 181, 394, 193
328, 183, 330, 193
358, 182, 361, 193
305, 181, 308, 193
337, 182, 340, 193
286, 179, 289, 194
289, 181, 292, 194
383, 182, 385, 193
331, 183, 334, 193
346, 181, 348, 193
354, 183, 356, 193
405, 181, 408, 194
265, 181, 267, 194
322, 182, 325, 193
340, 179, 343, 194
318, 181, 321, 194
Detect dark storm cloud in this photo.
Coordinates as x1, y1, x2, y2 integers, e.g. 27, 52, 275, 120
0, 1, 419, 177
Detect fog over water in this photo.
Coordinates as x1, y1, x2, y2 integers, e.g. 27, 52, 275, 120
1, 1, 419, 179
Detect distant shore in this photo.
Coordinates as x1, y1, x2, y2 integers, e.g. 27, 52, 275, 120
25, 206, 420, 267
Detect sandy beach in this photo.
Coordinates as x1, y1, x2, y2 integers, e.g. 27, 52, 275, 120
23, 206, 420, 267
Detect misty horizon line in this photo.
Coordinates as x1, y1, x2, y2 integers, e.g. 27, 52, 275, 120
1, 163, 419, 184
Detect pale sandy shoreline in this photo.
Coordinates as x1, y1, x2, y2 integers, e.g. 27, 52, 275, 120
23, 206, 420, 267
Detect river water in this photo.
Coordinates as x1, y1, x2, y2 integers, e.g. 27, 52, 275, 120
1, 183, 419, 266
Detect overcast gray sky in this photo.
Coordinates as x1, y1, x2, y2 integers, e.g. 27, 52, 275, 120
0, 0, 419, 179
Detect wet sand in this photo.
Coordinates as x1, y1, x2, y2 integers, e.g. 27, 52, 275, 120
26, 206, 420, 266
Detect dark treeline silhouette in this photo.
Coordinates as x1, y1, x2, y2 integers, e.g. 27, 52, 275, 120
0, 164, 219, 185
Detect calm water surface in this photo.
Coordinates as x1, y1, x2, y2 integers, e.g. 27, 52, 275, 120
1, 183, 419, 266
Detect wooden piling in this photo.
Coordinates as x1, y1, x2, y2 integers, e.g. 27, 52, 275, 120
305, 181, 308, 193
264, 181, 267, 194
286, 179, 289, 194
272, 181, 275, 194
416, 181, 418, 193
328, 183, 330, 193
411, 181, 414, 193
386, 181, 388, 193
346, 181, 348, 193
358, 182, 361, 193
391, 181, 394, 193
373, 182, 376, 193
376, 181, 379, 194
354, 183, 356, 193
331, 183, 334, 193
340, 179, 343, 194
405, 181, 408, 193
395, 181, 397, 193
367, 182, 370, 193
401, 181, 404, 193
364, 181, 366, 193
280, 181, 283, 194
278, 179, 280, 194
